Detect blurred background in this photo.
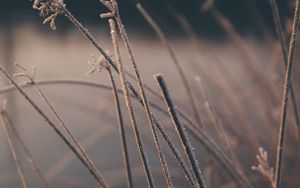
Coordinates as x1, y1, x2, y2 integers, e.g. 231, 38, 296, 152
1, 0, 300, 187
0, 0, 294, 36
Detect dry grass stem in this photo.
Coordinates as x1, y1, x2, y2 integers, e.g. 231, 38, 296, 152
154, 74, 207, 188
101, 1, 174, 187
175, 87, 251, 186
0, 104, 49, 188
62, 8, 118, 72
0, 100, 29, 188
202, 1, 278, 112
136, 3, 203, 129
0, 76, 252, 186
46, 125, 113, 181
176, 108, 252, 188
268, 0, 300, 141
106, 64, 134, 188
172, 9, 262, 147
0, 65, 108, 188
0, 78, 249, 186
1, 1, 296, 187
275, 0, 300, 187
195, 77, 251, 187
29, 1, 256, 185
195, 77, 235, 162
13, 65, 109, 188
108, 18, 155, 188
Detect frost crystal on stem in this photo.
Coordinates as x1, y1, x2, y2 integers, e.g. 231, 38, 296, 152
252, 148, 275, 188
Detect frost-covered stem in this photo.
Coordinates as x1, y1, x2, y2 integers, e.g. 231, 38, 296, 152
31, 80, 108, 187
136, 3, 203, 129
155, 74, 207, 188
0, 78, 247, 186
112, 3, 173, 187
36, 4, 247, 185
0, 65, 108, 187
268, 0, 300, 143
275, 0, 300, 187
108, 18, 155, 188
106, 66, 133, 188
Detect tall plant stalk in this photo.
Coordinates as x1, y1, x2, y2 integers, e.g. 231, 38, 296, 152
14, 66, 108, 188
106, 65, 133, 188
1, 108, 49, 188
102, 1, 174, 187
196, 77, 235, 162
275, 0, 300, 187
0, 105, 29, 188
30, 1, 253, 185
63, 3, 196, 186
0, 65, 108, 188
268, 0, 300, 142
202, 2, 278, 118
1, 77, 250, 186
136, 3, 203, 129
155, 74, 207, 188
108, 18, 155, 188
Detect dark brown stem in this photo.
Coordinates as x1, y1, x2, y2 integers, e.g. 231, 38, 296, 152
155, 74, 207, 188
275, 0, 300, 187
136, 3, 203, 129
268, 0, 300, 143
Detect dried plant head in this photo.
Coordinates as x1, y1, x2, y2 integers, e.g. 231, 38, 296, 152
99, 0, 118, 19
201, 0, 215, 12
86, 52, 111, 76
33, 0, 66, 30
252, 147, 275, 188
13, 64, 36, 84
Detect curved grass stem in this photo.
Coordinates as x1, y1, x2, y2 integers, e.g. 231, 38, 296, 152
0, 66, 108, 188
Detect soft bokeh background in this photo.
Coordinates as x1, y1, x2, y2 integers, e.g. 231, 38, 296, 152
1, 0, 300, 187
